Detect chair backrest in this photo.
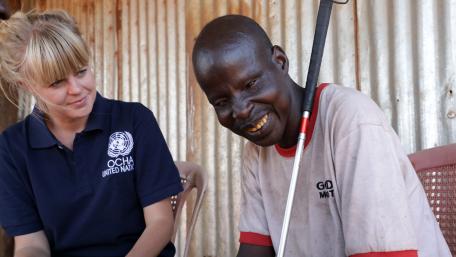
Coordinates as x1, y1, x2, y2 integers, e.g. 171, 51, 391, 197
408, 143, 456, 256
171, 161, 207, 257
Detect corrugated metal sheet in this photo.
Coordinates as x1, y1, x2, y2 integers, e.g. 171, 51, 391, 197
16, 0, 456, 256
357, 0, 456, 153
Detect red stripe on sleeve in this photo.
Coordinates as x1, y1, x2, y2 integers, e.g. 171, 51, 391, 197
239, 232, 273, 246
350, 250, 418, 257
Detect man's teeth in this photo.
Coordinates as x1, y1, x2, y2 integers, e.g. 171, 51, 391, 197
247, 114, 268, 132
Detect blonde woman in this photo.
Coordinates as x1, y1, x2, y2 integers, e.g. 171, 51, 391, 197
0, 10, 182, 257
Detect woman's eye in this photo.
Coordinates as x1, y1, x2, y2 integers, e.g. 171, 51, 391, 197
77, 68, 87, 77
50, 79, 64, 88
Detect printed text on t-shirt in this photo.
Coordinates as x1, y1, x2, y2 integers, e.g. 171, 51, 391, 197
316, 180, 334, 198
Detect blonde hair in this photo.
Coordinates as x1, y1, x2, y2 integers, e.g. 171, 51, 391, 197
0, 9, 90, 110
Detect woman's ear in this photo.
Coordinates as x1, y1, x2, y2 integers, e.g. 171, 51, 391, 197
271, 45, 289, 73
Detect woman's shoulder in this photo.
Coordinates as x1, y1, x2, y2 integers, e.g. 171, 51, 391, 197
95, 95, 149, 122
0, 117, 31, 162
1, 117, 29, 144
101, 97, 156, 130
104, 97, 150, 115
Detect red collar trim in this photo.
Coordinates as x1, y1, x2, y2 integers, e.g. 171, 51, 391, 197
275, 144, 297, 158
275, 83, 330, 158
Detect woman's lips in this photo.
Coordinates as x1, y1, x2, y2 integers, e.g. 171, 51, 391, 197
69, 96, 87, 107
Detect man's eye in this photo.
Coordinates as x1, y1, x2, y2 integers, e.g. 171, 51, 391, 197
246, 80, 257, 89
214, 99, 228, 107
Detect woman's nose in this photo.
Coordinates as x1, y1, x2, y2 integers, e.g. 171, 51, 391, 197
67, 76, 82, 94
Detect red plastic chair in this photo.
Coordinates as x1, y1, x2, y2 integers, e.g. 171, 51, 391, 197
408, 143, 456, 256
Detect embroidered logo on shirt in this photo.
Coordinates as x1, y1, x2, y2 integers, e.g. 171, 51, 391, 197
316, 180, 334, 198
107, 131, 134, 157
102, 131, 135, 178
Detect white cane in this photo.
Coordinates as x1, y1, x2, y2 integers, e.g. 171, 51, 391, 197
276, 1, 349, 256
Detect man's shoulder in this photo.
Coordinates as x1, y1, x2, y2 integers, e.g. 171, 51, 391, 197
321, 83, 368, 103
320, 83, 385, 122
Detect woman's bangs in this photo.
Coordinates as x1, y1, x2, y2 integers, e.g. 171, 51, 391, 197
22, 24, 89, 86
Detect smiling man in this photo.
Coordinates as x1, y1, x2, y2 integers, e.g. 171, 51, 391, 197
192, 15, 451, 257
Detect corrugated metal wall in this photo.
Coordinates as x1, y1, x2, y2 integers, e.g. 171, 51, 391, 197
18, 0, 456, 256
357, 0, 456, 153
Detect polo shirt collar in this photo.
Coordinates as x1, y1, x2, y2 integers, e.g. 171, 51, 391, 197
28, 109, 58, 149
83, 92, 111, 132
28, 92, 111, 149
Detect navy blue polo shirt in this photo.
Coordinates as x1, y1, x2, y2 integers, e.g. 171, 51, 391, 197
0, 93, 183, 256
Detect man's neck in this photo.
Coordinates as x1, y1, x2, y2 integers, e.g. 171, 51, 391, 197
278, 82, 305, 148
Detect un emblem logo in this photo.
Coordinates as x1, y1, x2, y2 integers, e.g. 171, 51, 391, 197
107, 131, 134, 158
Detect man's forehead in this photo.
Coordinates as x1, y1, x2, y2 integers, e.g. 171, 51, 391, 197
201, 57, 262, 98
203, 36, 262, 65
200, 44, 261, 79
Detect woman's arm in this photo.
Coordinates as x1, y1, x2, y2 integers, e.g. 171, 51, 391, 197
126, 197, 174, 257
14, 231, 50, 257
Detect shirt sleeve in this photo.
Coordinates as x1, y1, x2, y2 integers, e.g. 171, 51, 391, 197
334, 121, 418, 256
238, 143, 273, 246
132, 104, 183, 208
0, 135, 43, 236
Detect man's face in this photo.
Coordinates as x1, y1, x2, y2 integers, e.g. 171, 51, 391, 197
194, 41, 292, 147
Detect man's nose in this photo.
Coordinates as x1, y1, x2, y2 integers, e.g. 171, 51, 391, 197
232, 98, 253, 119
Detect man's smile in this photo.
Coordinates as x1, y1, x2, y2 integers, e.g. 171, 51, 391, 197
246, 114, 269, 133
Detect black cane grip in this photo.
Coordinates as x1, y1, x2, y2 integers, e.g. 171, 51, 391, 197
302, 0, 333, 112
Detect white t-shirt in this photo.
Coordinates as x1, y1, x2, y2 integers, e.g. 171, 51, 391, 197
238, 84, 451, 257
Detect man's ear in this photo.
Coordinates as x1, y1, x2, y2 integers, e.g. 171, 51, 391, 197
271, 45, 289, 73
